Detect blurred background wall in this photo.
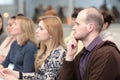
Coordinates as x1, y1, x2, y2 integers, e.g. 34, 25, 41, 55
0, 0, 120, 25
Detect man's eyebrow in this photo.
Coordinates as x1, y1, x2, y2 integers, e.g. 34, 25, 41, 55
75, 21, 80, 25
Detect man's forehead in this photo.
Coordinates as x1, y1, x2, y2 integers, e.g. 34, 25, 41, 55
78, 10, 87, 17
75, 17, 82, 24
75, 17, 80, 23
76, 12, 86, 22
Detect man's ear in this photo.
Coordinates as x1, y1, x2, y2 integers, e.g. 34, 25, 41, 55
88, 23, 94, 32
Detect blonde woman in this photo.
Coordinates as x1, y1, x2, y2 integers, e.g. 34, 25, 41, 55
0, 16, 37, 73
1, 16, 66, 80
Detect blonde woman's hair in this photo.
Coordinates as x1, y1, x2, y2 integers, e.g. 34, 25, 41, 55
35, 16, 66, 71
16, 16, 37, 46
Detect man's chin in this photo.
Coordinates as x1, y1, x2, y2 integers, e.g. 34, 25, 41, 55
73, 36, 79, 41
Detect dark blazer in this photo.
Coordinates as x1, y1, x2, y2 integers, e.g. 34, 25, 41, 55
59, 41, 120, 80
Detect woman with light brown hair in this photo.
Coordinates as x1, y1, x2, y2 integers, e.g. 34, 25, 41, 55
0, 16, 37, 73
1, 16, 66, 80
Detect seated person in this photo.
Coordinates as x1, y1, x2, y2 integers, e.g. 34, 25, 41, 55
44, 9, 58, 16
0, 14, 7, 45
100, 13, 114, 41
0, 16, 16, 63
0, 16, 37, 73
1, 16, 66, 80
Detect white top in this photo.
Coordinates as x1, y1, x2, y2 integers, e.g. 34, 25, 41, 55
100, 30, 113, 42
0, 36, 15, 56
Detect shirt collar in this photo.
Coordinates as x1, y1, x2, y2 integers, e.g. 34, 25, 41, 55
86, 36, 103, 52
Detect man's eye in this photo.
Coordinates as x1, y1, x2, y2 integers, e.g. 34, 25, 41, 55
76, 23, 80, 26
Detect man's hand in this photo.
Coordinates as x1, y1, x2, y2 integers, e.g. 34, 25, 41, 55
66, 35, 78, 61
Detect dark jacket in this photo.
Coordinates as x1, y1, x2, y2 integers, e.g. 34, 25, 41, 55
59, 41, 120, 80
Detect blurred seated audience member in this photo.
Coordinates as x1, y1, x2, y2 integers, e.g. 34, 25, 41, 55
110, 6, 120, 23
44, 9, 58, 16
38, 4, 45, 16
58, 7, 66, 23
0, 16, 37, 73
0, 16, 16, 63
1, 16, 66, 80
71, 8, 83, 25
16, 13, 24, 16
100, 3, 108, 15
100, 13, 114, 41
0, 14, 7, 45
32, 8, 40, 24
46, 5, 52, 11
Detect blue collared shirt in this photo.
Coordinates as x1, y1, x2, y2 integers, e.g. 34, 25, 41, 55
80, 36, 102, 79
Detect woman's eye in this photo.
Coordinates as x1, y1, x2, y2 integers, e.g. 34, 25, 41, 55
13, 23, 16, 26
39, 27, 43, 30
39, 26, 43, 30
8, 24, 12, 26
